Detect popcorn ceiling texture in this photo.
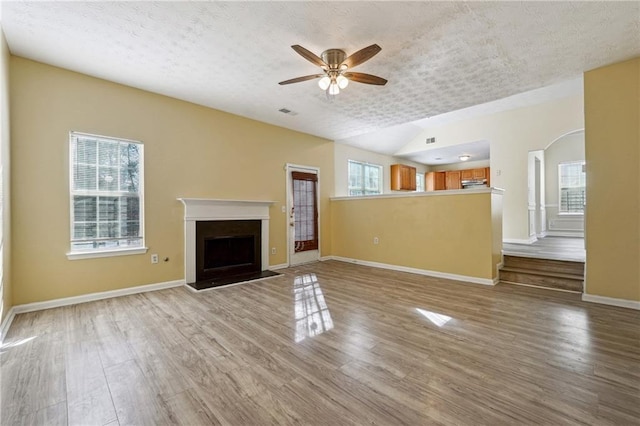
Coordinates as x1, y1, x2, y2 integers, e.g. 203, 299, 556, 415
3, 2, 639, 145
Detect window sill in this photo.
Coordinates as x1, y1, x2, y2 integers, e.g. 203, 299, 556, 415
558, 213, 584, 217
67, 247, 148, 260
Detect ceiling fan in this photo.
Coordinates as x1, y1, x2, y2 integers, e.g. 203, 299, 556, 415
279, 44, 388, 96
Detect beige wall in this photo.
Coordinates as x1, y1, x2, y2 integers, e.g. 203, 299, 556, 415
331, 191, 502, 281
0, 29, 11, 323
584, 58, 640, 302
334, 143, 426, 196
397, 95, 584, 242
10, 57, 334, 305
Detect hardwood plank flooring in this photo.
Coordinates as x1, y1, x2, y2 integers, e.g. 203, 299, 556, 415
1, 260, 639, 425
503, 236, 585, 262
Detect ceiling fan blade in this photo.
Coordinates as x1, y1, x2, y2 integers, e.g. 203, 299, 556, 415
291, 45, 328, 69
278, 74, 325, 85
343, 72, 388, 86
340, 44, 382, 69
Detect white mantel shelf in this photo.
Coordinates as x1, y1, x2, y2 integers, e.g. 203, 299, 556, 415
178, 198, 275, 221
177, 198, 275, 284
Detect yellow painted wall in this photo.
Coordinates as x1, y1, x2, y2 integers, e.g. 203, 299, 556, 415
331, 191, 501, 281
584, 58, 640, 302
10, 57, 334, 305
0, 29, 11, 323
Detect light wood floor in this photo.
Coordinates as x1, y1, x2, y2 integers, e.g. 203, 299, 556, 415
2, 260, 639, 425
503, 236, 586, 262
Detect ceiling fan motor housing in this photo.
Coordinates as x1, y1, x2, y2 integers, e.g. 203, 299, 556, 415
321, 49, 347, 69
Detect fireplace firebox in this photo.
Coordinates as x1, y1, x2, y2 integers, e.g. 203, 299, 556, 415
195, 220, 261, 286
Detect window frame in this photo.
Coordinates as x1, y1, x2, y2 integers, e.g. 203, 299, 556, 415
67, 131, 147, 260
415, 172, 425, 192
347, 159, 383, 196
558, 160, 586, 216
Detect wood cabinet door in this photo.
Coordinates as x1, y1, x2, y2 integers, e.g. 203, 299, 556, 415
426, 171, 446, 191
446, 170, 462, 190
435, 172, 446, 190
405, 166, 416, 190
461, 169, 474, 180
391, 164, 416, 191
472, 168, 486, 180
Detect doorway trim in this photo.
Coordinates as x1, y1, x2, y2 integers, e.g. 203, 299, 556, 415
285, 163, 321, 266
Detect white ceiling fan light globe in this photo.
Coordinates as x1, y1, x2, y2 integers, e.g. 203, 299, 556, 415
329, 82, 340, 95
337, 75, 349, 89
318, 76, 331, 90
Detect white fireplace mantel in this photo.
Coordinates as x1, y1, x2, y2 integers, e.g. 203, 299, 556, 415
177, 198, 275, 284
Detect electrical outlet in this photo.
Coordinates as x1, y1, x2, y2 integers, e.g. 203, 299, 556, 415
271, 247, 277, 255
373, 237, 379, 245
151, 254, 159, 264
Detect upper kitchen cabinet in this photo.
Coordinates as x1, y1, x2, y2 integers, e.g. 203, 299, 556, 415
461, 167, 488, 181
391, 164, 416, 191
425, 171, 446, 191
445, 170, 462, 190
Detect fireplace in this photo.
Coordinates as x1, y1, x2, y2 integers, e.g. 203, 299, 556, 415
196, 220, 261, 282
178, 198, 278, 290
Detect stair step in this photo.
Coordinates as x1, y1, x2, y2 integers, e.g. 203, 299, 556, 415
499, 266, 584, 281
503, 255, 584, 276
499, 270, 583, 292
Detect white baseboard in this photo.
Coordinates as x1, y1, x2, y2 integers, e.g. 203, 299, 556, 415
503, 237, 537, 245
325, 256, 495, 286
545, 231, 584, 238
11, 279, 185, 315
268, 263, 289, 270
582, 294, 640, 310
1, 307, 16, 342
319, 256, 333, 262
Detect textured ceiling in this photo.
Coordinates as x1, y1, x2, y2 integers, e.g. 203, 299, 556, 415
400, 140, 491, 166
2, 1, 639, 152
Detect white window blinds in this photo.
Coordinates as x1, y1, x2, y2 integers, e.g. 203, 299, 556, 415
69, 132, 144, 253
559, 161, 585, 214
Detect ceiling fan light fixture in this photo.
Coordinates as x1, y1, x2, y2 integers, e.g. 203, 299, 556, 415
328, 82, 340, 96
337, 74, 349, 89
318, 76, 331, 90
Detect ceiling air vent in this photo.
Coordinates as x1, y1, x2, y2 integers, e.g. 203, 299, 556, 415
425, 137, 436, 144
278, 108, 298, 116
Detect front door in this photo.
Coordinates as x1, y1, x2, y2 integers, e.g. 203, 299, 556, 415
287, 165, 320, 266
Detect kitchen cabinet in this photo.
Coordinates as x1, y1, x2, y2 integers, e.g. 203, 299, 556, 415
425, 171, 446, 191
461, 168, 488, 181
461, 169, 474, 180
473, 168, 487, 180
445, 170, 462, 190
391, 164, 416, 191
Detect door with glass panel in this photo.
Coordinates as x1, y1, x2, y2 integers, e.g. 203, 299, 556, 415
287, 165, 320, 266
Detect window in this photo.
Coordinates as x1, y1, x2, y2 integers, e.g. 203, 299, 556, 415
559, 161, 585, 214
415, 173, 424, 192
348, 160, 382, 196
68, 132, 145, 259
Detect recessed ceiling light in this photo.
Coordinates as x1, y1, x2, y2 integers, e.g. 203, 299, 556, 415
459, 155, 471, 161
